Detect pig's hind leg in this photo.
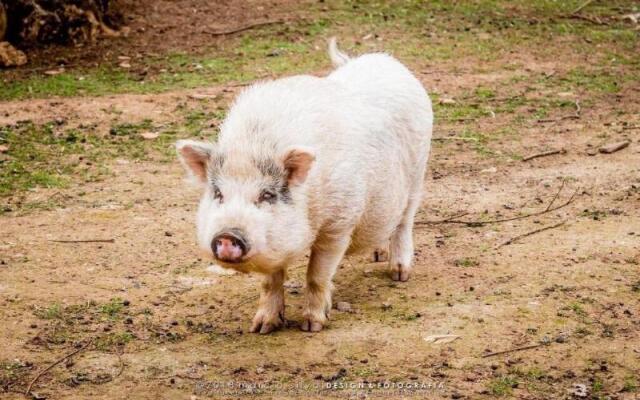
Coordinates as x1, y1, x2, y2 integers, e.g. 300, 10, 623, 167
250, 269, 286, 334
302, 233, 351, 332
389, 177, 424, 282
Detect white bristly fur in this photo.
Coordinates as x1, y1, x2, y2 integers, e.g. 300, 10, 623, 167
176, 39, 433, 333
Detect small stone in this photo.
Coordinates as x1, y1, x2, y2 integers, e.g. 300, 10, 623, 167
0, 144, 8, 153
599, 141, 630, 154
568, 383, 588, 398
555, 333, 569, 343
44, 68, 64, 75
119, 61, 131, 69
439, 98, 456, 105
336, 301, 352, 312
123, 300, 130, 306
256, 366, 265, 374
382, 302, 392, 310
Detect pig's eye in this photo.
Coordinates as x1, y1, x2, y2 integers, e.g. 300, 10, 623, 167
258, 190, 276, 204
212, 186, 223, 202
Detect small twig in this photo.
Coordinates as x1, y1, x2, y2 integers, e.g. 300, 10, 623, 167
537, 100, 581, 123
572, 0, 595, 15
151, 373, 204, 381
49, 239, 115, 243
482, 343, 546, 358
522, 148, 567, 162
495, 221, 566, 249
564, 14, 609, 25
426, 211, 470, 224
433, 136, 478, 141
439, 117, 478, 123
25, 339, 93, 395
205, 19, 286, 36
545, 180, 566, 211
416, 187, 579, 227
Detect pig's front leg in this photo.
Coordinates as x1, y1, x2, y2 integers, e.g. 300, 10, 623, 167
250, 269, 285, 334
301, 235, 350, 332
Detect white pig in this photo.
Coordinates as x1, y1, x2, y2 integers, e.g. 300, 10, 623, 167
176, 38, 432, 334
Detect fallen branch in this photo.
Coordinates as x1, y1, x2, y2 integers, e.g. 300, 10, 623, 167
599, 141, 630, 154
522, 148, 567, 162
416, 186, 578, 227
49, 239, 115, 243
495, 220, 566, 249
482, 343, 546, 358
564, 14, 609, 25
205, 19, 286, 36
25, 339, 93, 395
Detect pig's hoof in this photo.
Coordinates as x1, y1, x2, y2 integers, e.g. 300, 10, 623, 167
372, 249, 389, 263
390, 264, 411, 282
300, 319, 324, 332
250, 312, 283, 334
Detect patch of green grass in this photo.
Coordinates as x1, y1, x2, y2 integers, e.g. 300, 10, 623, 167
3, 0, 636, 101
580, 209, 608, 220
99, 298, 125, 319
622, 375, 638, 393
95, 331, 134, 350
0, 360, 31, 389
0, 120, 193, 212
555, 68, 622, 94
592, 377, 604, 394
34, 303, 63, 320
569, 302, 587, 317
488, 376, 519, 396
455, 257, 479, 268
574, 326, 592, 337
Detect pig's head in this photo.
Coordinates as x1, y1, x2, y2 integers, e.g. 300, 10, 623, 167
176, 139, 315, 273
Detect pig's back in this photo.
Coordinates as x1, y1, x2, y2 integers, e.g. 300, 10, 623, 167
325, 53, 433, 251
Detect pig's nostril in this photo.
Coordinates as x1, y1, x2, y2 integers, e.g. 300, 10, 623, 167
211, 229, 249, 263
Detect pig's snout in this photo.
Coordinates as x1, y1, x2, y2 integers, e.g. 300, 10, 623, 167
212, 229, 249, 263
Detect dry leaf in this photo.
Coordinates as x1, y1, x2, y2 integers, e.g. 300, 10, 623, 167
424, 334, 461, 344
140, 132, 159, 140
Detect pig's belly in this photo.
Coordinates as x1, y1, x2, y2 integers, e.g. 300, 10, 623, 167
346, 176, 410, 254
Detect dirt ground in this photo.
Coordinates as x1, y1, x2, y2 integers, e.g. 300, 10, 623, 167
1, 1, 639, 399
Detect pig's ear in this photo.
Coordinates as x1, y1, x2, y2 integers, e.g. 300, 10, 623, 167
281, 146, 315, 186
176, 140, 216, 184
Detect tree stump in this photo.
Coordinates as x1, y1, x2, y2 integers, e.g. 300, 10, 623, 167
3, 0, 124, 47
